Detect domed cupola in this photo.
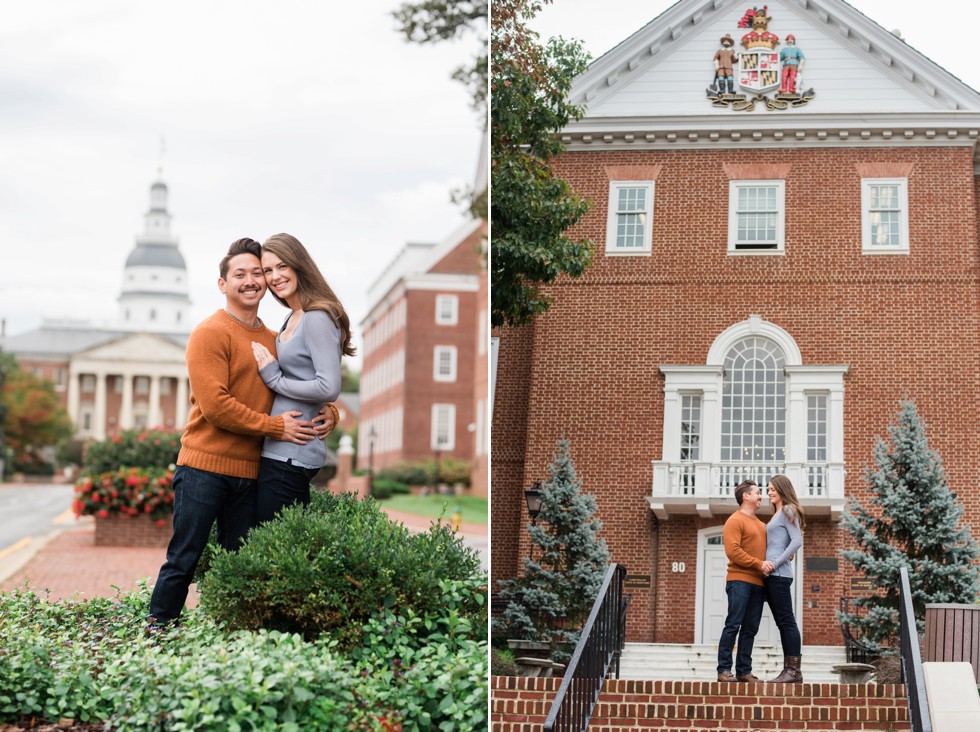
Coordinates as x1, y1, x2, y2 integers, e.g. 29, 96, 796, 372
117, 177, 192, 333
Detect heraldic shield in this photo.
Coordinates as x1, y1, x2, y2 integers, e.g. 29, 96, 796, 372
738, 48, 780, 93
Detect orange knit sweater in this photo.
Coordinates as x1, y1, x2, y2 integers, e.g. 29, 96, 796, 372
723, 510, 767, 586
177, 310, 285, 479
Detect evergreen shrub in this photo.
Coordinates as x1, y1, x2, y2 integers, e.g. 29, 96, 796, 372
81, 428, 181, 475
198, 491, 485, 645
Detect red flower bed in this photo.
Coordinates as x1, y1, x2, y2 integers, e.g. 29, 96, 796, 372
73, 466, 174, 522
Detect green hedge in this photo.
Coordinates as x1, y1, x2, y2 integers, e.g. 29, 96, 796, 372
0, 583, 488, 731
197, 491, 485, 646
81, 429, 181, 475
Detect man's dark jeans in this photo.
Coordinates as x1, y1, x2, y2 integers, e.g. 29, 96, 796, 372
148, 465, 257, 622
717, 579, 766, 676
765, 575, 802, 656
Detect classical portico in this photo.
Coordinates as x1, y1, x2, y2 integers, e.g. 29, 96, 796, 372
67, 332, 190, 440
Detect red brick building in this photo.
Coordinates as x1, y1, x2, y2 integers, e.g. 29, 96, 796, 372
492, 0, 980, 647
358, 220, 486, 480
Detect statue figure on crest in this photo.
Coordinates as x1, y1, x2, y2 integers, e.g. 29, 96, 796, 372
713, 34, 739, 95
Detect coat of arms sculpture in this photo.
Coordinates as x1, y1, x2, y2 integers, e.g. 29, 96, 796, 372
707, 5, 816, 111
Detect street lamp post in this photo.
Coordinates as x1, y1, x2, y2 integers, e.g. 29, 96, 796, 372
367, 425, 377, 498
524, 480, 544, 560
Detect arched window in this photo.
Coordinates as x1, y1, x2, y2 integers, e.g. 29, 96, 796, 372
653, 316, 848, 519
721, 337, 786, 463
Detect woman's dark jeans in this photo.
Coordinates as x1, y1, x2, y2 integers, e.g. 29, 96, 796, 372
256, 456, 320, 523
149, 465, 257, 622
765, 574, 802, 656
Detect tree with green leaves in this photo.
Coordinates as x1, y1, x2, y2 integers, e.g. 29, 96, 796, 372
0, 352, 74, 472
494, 439, 610, 648
491, 0, 594, 327
839, 400, 980, 650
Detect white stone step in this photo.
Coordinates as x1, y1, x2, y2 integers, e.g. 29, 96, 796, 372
618, 643, 848, 683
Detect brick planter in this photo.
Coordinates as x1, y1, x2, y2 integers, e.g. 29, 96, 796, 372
94, 514, 173, 547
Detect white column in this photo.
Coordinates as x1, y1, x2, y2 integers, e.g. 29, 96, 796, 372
149, 375, 162, 429
120, 374, 134, 430
93, 372, 108, 440
175, 376, 189, 428
66, 367, 80, 430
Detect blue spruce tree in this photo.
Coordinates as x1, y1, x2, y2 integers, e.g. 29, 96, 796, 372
494, 439, 610, 647
839, 400, 980, 649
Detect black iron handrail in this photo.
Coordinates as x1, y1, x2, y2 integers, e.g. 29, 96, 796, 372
543, 564, 630, 732
899, 566, 931, 732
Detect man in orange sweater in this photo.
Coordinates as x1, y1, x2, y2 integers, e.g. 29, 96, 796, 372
149, 237, 333, 623
716, 480, 775, 682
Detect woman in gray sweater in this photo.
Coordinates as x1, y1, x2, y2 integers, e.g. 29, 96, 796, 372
765, 474, 805, 683
251, 233, 356, 522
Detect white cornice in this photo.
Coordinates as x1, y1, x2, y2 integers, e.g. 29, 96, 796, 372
403, 273, 480, 292
559, 112, 980, 169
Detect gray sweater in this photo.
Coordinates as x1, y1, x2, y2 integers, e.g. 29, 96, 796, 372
766, 507, 803, 579
259, 309, 342, 468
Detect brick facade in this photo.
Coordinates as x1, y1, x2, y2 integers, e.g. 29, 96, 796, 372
359, 223, 486, 473
491, 144, 980, 644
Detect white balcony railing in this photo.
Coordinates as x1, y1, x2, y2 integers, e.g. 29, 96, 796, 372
649, 461, 846, 519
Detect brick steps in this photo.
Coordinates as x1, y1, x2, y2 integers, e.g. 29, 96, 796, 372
491, 676, 911, 731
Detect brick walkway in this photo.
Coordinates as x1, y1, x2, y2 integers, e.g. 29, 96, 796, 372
0, 509, 486, 603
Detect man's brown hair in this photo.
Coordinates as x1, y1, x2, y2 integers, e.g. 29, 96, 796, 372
219, 238, 262, 279
734, 479, 758, 506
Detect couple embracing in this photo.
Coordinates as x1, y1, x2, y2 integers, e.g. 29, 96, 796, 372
149, 234, 356, 625
717, 476, 805, 684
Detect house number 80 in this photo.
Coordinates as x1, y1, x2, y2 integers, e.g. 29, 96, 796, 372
671, 562, 686, 573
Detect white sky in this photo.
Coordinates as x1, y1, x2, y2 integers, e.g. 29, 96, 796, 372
0, 1, 485, 370
530, 0, 980, 93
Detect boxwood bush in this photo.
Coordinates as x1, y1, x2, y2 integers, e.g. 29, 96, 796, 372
197, 491, 485, 646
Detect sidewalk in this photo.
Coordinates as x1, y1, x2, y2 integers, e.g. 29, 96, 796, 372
0, 509, 487, 603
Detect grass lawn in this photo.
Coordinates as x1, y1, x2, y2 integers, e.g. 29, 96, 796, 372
378, 493, 488, 524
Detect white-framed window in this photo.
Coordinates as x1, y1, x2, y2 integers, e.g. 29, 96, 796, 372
728, 179, 785, 253
862, 178, 909, 253
135, 376, 150, 395
54, 368, 66, 391
81, 375, 96, 393
478, 309, 487, 356
431, 403, 456, 450
433, 346, 457, 382
606, 181, 655, 255
435, 294, 459, 325
160, 378, 172, 396
490, 336, 499, 422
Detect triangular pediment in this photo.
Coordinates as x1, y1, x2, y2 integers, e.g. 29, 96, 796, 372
571, 0, 980, 121
76, 331, 186, 365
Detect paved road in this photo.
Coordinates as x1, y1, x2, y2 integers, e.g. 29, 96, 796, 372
0, 483, 75, 556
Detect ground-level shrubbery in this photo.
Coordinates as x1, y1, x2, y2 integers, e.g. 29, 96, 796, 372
198, 491, 484, 647
0, 493, 488, 731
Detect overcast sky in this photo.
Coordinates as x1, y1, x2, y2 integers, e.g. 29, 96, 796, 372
530, 0, 980, 93
0, 1, 484, 369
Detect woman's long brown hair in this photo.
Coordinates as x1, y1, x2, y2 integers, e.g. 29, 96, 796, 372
261, 233, 356, 357
769, 474, 805, 530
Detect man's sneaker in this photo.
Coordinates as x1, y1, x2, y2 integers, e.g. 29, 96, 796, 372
736, 673, 761, 682
717, 671, 737, 682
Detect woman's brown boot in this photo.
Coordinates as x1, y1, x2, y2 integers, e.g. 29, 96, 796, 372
769, 655, 803, 683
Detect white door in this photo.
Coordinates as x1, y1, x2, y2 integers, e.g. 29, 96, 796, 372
699, 534, 781, 646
